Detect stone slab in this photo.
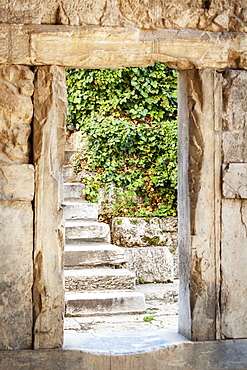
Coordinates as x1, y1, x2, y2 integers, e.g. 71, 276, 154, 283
222, 70, 247, 163
66, 220, 110, 243
222, 163, 247, 198
1, 338, 247, 370
33, 66, 66, 349
64, 200, 98, 221
0, 164, 34, 200
221, 199, 247, 339
125, 247, 176, 283
65, 268, 135, 291
111, 216, 177, 248
65, 243, 126, 268
63, 183, 86, 200
0, 200, 33, 349
2, 25, 247, 70
178, 70, 222, 341
65, 291, 145, 316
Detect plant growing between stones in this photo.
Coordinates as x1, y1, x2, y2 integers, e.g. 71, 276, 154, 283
66, 63, 178, 218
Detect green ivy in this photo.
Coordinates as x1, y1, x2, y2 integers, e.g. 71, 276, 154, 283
66, 63, 178, 218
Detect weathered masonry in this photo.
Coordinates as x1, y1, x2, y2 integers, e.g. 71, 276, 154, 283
1, 1, 247, 368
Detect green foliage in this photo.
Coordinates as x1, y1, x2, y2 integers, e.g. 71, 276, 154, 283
66, 63, 178, 217
66, 63, 177, 131
143, 316, 155, 322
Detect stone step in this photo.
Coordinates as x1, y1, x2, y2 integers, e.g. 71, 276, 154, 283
64, 200, 98, 221
63, 183, 86, 200
63, 165, 85, 183
65, 268, 135, 291
64, 150, 79, 165
65, 243, 126, 269
65, 220, 110, 243
65, 290, 146, 316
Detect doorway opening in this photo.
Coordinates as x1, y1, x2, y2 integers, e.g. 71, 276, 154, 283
63, 63, 179, 335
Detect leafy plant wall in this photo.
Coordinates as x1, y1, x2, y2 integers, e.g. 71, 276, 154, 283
66, 63, 178, 218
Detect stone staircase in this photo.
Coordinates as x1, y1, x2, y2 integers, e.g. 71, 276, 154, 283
63, 156, 145, 317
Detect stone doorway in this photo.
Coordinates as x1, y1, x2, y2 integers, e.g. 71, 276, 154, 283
62, 66, 179, 333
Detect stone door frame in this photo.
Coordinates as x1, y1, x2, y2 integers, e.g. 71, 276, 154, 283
2, 24, 247, 349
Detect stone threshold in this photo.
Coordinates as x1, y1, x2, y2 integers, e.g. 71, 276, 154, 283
63, 329, 190, 355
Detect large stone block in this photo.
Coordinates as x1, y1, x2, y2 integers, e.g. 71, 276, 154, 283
0, 65, 34, 164
125, 247, 176, 283
222, 70, 247, 163
0, 164, 34, 200
221, 200, 247, 339
222, 163, 247, 199
0, 200, 33, 349
111, 216, 177, 248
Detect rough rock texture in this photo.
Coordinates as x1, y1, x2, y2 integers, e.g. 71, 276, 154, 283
0, 164, 34, 200
0, 65, 34, 350
178, 70, 222, 341
125, 247, 176, 283
111, 217, 177, 248
33, 66, 67, 349
2, 0, 247, 34
0, 201, 33, 349
0, 65, 34, 164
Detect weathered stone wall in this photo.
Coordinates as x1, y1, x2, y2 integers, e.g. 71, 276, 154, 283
111, 217, 178, 283
1, 0, 247, 33
0, 65, 34, 349
0, 0, 247, 364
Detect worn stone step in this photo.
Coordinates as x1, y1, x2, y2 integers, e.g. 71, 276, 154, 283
64, 200, 98, 221
65, 220, 110, 243
65, 243, 126, 269
63, 165, 85, 183
65, 268, 135, 291
64, 150, 80, 165
65, 290, 146, 316
64, 183, 86, 200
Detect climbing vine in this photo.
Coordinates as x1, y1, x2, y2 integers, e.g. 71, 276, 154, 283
66, 62, 178, 217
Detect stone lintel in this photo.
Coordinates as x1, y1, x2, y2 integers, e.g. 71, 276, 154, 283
1, 24, 247, 69
0, 164, 34, 201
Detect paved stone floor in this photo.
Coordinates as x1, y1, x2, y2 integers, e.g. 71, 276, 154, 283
64, 299, 178, 333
